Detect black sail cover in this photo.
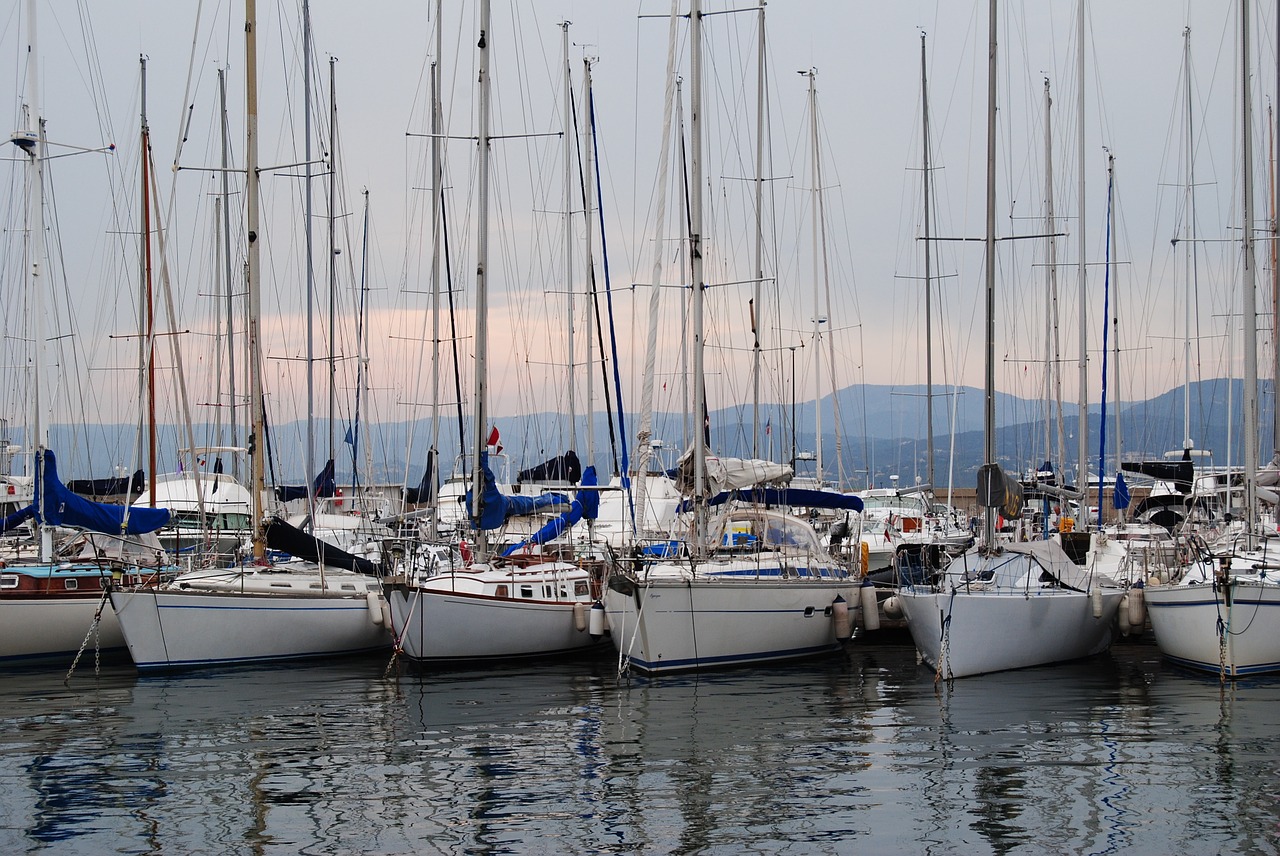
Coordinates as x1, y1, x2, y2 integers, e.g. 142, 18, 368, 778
977, 462, 1024, 519
263, 516, 380, 576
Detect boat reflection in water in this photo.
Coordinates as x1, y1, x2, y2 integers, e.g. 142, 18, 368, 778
1, 644, 1279, 853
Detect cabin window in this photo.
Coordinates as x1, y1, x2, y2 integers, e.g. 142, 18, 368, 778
309, 583, 323, 590
0, 575, 17, 589
270, 582, 293, 589
64, 579, 79, 591
520, 585, 534, 599
574, 581, 588, 597
495, 584, 509, 597
340, 584, 356, 591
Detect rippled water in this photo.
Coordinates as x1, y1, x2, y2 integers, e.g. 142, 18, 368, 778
0, 637, 1277, 854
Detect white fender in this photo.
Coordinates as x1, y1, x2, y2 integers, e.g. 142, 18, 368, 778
859, 579, 880, 631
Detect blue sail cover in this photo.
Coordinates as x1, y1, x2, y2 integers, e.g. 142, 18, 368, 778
33, 449, 170, 535
464, 452, 570, 531
1113, 471, 1131, 511
502, 466, 598, 556
0, 505, 34, 533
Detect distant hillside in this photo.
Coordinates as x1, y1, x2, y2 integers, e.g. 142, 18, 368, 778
12, 377, 1271, 493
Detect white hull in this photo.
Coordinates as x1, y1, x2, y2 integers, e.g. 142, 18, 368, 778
388, 560, 603, 662
1146, 580, 1280, 676
605, 575, 856, 675
897, 586, 1123, 678
389, 588, 600, 662
110, 575, 391, 670
0, 596, 123, 663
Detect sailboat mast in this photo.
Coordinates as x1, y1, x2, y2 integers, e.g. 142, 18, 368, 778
472, 0, 493, 559
1181, 27, 1196, 454
1241, 0, 1259, 546
1076, 0, 1089, 524
328, 57, 338, 474
806, 69, 823, 484
921, 33, 935, 489
982, 0, 997, 546
583, 56, 597, 469
690, 0, 708, 550
218, 68, 238, 476
562, 22, 576, 454
427, 0, 443, 530
752, 0, 765, 459
1044, 78, 1066, 477
303, 0, 317, 522
140, 57, 157, 507
246, 0, 267, 560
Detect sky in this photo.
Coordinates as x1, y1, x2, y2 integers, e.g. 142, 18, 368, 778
0, 1, 1272, 479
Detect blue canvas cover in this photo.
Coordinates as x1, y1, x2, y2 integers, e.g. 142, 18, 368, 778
33, 449, 170, 535
502, 466, 599, 555
464, 452, 570, 531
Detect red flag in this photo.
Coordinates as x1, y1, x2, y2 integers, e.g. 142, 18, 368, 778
486, 425, 503, 454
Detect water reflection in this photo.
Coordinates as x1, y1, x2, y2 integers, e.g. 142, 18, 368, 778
0, 643, 1277, 853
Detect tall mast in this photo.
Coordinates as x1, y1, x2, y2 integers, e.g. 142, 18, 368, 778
427, 0, 443, 532
582, 56, 596, 472
1273, 7, 1280, 470
806, 68, 823, 484
921, 33, 935, 488
327, 57, 338, 475
561, 22, 577, 453
246, 0, 267, 560
982, 0, 997, 547
218, 68, 238, 477
471, 0, 493, 559
302, 0, 316, 523
1241, 0, 1259, 547
17, 0, 51, 561
1182, 27, 1195, 454
690, 0, 708, 552
1075, 0, 1089, 524
140, 57, 157, 507
751, 0, 765, 458
1044, 78, 1066, 476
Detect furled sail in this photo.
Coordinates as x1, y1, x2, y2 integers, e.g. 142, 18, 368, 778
501, 466, 600, 555
22, 449, 170, 535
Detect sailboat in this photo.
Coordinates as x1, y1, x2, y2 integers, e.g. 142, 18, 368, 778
1144, 2, 1280, 678
386, 2, 608, 665
0, 7, 174, 665
602, 0, 859, 676
108, 0, 391, 671
896, 0, 1124, 679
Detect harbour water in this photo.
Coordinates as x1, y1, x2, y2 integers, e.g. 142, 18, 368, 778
1, 637, 1277, 854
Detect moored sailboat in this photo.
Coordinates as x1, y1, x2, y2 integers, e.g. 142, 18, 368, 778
896, 0, 1124, 679
108, 0, 390, 670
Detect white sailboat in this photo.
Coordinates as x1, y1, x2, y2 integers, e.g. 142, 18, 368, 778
896, 0, 1124, 679
109, 0, 390, 670
387, 2, 607, 664
602, 0, 858, 676
1144, 2, 1280, 678
0, 7, 174, 665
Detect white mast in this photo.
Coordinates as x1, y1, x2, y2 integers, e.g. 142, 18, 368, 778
1241, 0, 1259, 547
1182, 27, 1196, 454
922, 34, 936, 489
751, 0, 765, 458
1075, 0, 1089, 525
561, 22, 577, 454
15, 0, 51, 560
583, 56, 596, 473
805, 68, 823, 484
1044, 78, 1066, 475
427, 0, 443, 529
